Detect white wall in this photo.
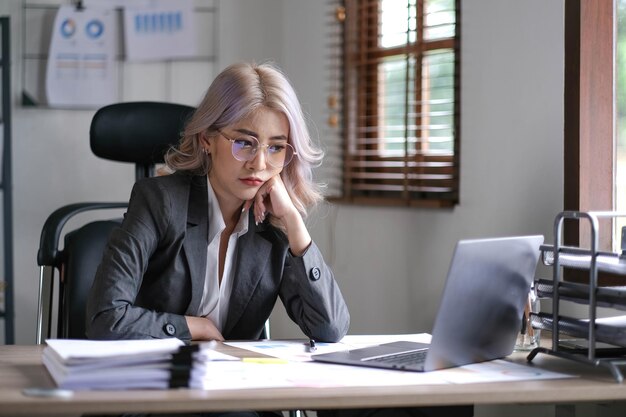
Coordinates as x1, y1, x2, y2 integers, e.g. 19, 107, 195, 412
1, 0, 564, 344
270, 0, 565, 338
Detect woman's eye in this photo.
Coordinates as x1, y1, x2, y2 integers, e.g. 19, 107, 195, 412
268, 144, 286, 154
234, 138, 255, 149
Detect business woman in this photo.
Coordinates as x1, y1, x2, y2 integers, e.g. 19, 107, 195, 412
85, 63, 349, 417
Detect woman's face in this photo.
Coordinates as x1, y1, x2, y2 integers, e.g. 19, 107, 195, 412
206, 107, 290, 211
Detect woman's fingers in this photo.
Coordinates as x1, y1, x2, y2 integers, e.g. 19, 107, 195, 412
250, 175, 295, 224
253, 186, 266, 225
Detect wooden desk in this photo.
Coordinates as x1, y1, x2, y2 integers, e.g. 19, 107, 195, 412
0, 344, 625, 416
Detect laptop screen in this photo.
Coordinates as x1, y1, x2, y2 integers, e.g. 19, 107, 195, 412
423, 235, 544, 371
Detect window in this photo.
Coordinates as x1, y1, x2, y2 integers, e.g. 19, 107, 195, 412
326, 0, 460, 207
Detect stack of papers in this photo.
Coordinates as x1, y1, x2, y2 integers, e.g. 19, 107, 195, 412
42, 334, 574, 392
43, 338, 237, 390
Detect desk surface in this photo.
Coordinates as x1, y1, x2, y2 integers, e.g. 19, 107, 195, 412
1, 343, 626, 416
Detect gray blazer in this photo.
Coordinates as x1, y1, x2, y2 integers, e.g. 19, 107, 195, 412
86, 173, 350, 343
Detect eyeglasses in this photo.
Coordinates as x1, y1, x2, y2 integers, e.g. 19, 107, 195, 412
217, 129, 297, 168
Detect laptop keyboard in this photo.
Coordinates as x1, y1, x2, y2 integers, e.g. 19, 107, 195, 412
362, 348, 428, 367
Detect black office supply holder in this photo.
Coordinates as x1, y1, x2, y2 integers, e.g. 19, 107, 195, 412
527, 211, 626, 382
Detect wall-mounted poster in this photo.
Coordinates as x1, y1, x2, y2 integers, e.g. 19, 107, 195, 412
124, 0, 197, 62
45, 5, 118, 108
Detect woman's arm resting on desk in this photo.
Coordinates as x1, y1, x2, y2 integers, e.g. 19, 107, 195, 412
86, 178, 193, 342
186, 316, 224, 341
279, 241, 350, 342
250, 175, 350, 341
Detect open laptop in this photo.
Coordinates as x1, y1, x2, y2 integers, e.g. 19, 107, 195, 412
312, 235, 544, 372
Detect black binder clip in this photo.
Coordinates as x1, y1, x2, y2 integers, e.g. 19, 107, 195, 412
169, 345, 199, 388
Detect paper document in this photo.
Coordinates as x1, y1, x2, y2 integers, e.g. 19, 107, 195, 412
43, 338, 185, 390
190, 358, 573, 390
190, 360, 450, 390
123, 0, 197, 61
43, 338, 241, 390
225, 333, 432, 362
211, 334, 572, 390
45, 338, 184, 362
45, 5, 118, 108
41, 335, 574, 391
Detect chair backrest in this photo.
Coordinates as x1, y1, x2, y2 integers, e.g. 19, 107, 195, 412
37, 102, 194, 343
91, 101, 195, 179
60, 220, 121, 339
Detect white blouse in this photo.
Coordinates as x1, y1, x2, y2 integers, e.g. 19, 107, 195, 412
197, 177, 249, 331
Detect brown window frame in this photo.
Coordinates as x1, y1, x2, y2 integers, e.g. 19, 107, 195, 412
329, 0, 461, 208
564, 0, 621, 284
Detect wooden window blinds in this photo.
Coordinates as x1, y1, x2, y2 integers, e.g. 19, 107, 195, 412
325, 0, 460, 207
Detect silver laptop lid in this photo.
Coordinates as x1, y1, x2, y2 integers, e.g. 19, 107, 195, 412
423, 235, 543, 371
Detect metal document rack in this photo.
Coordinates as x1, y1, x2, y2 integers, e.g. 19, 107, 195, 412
527, 211, 626, 382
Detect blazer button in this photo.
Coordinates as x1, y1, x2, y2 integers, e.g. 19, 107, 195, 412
164, 323, 176, 336
310, 267, 321, 281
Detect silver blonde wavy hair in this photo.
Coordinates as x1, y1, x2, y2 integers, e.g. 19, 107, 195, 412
165, 62, 324, 220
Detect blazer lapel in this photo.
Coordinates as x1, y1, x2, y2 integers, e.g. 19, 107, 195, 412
223, 215, 273, 336
183, 176, 209, 315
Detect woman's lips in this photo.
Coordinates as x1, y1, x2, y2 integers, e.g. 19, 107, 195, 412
240, 178, 264, 186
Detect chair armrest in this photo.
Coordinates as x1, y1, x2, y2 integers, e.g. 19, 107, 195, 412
37, 202, 128, 267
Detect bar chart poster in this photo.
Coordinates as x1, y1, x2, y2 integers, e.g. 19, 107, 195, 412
124, 0, 197, 62
45, 5, 118, 108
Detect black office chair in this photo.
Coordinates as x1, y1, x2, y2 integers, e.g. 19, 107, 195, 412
36, 101, 194, 344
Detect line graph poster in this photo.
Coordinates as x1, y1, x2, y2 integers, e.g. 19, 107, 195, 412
123, 0, 197, 62
45, 5, 118, 108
